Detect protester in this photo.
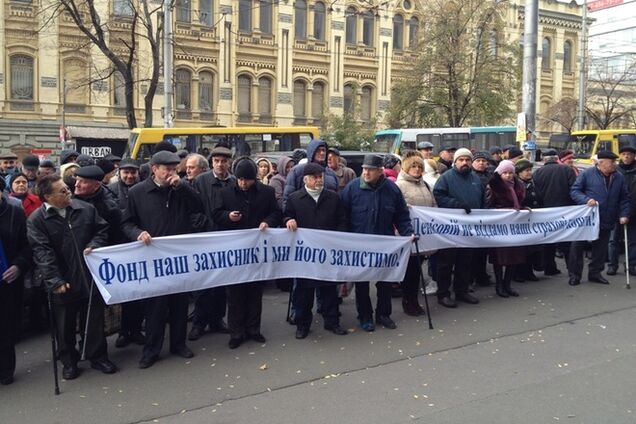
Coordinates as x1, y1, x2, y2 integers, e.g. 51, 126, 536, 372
269, 156, 295, 209
436, 145, 456, 174
488, 146, 502, 167
184, 153, 209, 185
256, 158, 273, 185
9, 173, 42, 216
341, 154, 414, 331
608, 145, 636, 275
0, 190, 31, 385
27, 175, 116, 379
284, 139, 338, 207
433, 148, 484, 308
559, 149, 580, 176
0, 152, 19, 187
568, 151, 630, 286
38, 160, 56, 177
20, 155, 40, 191
327, 148, 356, 192
515, 159, 542, 282
383, 154, 401, 182
417, 141, 434, 159
470, 151, 494, 287
395, 151, 437, 315
284, 162, 348, 338
507, 147, 524, 163
213, 158, 282, 349
423, 159, 441, 188
59, 149, 79, 165
486, 160, 526, 297
122, 151, 204, 369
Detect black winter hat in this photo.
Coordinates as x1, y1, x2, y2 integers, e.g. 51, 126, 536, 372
76, 154, 95, 167
234, 159, 257, 180
508, 147, 523, 160
21, 154, 40, 169
75, 165, 105, 181
96, 158, 116, 174
303, 162, 324, 176
597, 150, 618, 160
60, 149, 79, 164
473, 151, 491, 161
153, 141, 178, 154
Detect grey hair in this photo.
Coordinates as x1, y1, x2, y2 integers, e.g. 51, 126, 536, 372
187, 153, 209, 170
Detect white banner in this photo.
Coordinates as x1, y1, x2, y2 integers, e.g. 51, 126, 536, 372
85, 228, 412, 305
410, 205, 599, 252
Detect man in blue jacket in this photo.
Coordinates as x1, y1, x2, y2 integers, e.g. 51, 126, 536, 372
568, 150, 630, 286
341, 154, 413, 331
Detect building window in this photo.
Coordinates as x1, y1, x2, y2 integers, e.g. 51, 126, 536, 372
393, 15, 404, 50
312, 82, 325, 118
10, 55, 34, 101
175, 68, 192, 110
239, 0, 252, 32
408, 16, 419, 48
563, 40, 572, 73
361, 86, 372, 122
542, 37, 551, 70
345, 6, 357, 44
314, 1, 326, 41
199, 71, 213, 111
343, 84, 354, 114
294, 80, 306, 117
295, 0, 307, 39
113, 0, 133, 16
362, 11, 374, 47
65, 60, 88, 106
199, 0, 213, 26
238, 75, 252, 116
113, 71, 126, 107
260, 0, 272, 34
176, 0, 190, 23
258, 76, 272, 117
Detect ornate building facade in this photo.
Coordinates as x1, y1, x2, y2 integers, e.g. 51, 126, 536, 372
0, 0, 583, 155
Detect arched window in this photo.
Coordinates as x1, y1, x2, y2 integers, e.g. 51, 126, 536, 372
362, 11, 374, 47
10, 55, 34, 101
260, 0, 272, 34
312, 82, 325, 118
343, 84, 355, 114
563, 40, 572, 73
238, 75, 252, 120
345, 6, 357, 44
175, 68, 192, 110
408, 16, 419, 48
176, 0, 190, 23
239, 0, 252, 32
361, 86, 372, 122
258, 76, 272, 118
294, 80, 306, 118
393, 15, 404, 50
199, 71, 213, 111
542, 37, 552, 70
199, 0, 213, 26
295, 0, 307, 39
113, 71, 126, 107
314, 1, 326, 41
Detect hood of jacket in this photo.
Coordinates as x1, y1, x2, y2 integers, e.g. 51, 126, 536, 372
306, 139, 327, 164
277, 156, 294, 178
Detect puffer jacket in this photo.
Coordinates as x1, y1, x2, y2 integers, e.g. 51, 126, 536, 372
283, 139, 338, 206
433, 167, 485, 210
27, 199, 109, 304
395, 171, 437, 208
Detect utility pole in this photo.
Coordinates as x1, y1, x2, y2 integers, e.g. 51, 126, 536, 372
521, 0, 539, 135
163, 0, 174, 128
577, 1, 588, 130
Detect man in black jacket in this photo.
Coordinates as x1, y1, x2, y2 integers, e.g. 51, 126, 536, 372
27, 174, 116, 380
608, 145, 636, 275
213, 158, 282, 349
284, 162, 348, 339
109, 159, 140, 210
122, 151, 204, 369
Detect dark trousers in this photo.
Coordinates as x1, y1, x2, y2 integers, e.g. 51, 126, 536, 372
143, 293, 188, 359
294, 280, 339, 330
354, 281, 392, 321
544, 242, 570, 273
0, 280, 22, 379
191, 287, 227, 330
54, 296, 107, 366
436, 248, 473, 299
567, 229, 612, 280
402, 256, 422, 299
608, 223, 636, 268
227, 282, 263, 339
119, 299, 146, 336
470, 248, 490, 285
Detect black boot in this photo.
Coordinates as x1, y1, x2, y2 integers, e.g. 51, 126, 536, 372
494, 265, 508, 298
504, 266, 519, 297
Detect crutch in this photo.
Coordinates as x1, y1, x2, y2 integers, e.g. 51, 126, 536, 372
414, 239, 434, 330
624, 224, 631, 289
47, 292, 60, 395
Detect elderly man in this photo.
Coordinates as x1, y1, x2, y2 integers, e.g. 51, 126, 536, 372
27, 175, 116, 379
436, 145, 456, 174
39, 160, 57, 178
184, 153, 209, 185
608, 145, 636, 275
341, 154, 414, 331
122, 151, 204, 369
327, 148, 356, 192
0, 152, 18, 185
20, 155, 40, 191
417, 141, 435, 159
470, 151, 494, 287
433, 148, 484, 308
567, 151, 630, 286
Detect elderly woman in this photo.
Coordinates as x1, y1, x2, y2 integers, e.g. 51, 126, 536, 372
9, 173, 42, 217
395, 151, 437, 315
486, 160, 526, 298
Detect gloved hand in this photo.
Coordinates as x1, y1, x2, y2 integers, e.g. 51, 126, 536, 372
460, 203, 471, 214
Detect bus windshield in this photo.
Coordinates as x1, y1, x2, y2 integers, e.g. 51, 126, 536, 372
373, 133, 398, 153
567, 134, 596, 159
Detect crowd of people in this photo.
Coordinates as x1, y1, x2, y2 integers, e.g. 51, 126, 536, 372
0, 138, 633, 387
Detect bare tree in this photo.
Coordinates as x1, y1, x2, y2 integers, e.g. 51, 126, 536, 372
542, 97, 578, 133
585, 58, 636, 129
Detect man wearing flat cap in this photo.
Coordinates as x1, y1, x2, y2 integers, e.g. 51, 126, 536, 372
122, 151, 204, 368
418, 141, 435, 159
284, 162, 349, 339
436, 145, 456, 174
19, 155, 40, 191
38, 160, 57, 177
568, 151, 630, 286
607, 145, 636, 276
0, 152, 18, 186
341, 154, 414, 332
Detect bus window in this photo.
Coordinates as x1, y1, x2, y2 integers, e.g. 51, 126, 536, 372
597, 139, 612, 153
373, 134, 397, 153
618, 134, 636, 151
568, 135, 596, 159
299, 134, 312, 148
441, 133, 469, 149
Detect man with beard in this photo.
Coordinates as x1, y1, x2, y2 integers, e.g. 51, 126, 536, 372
433, 148, 484, 308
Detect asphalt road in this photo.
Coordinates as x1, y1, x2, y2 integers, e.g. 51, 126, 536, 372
2, 258, 636, 424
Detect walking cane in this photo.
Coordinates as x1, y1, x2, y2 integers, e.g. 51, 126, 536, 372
414, 238, 434, 330
81, 279, 95, 361
624, 224, 631, 290
47, 292, 60, 395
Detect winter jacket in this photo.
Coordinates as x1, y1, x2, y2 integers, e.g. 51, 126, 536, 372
284, 187, 348, 232
486, 173, 526, 209
108, 180, 137, 211
269, 156, 294, 209
519, 177, 542, 208
213, 181, 282, 230
532, 161, 576, 207
27, 199, 108, 304
194, 171, 236, 231
332, 163, 357, 192
433, 167, 485, 210
0, 197, 31, 278
74, 185, 122, 245
617, 161, 636, 219
283, 139, 338, 206
570, 166, 630, 230
384, 168, 399, 182
341, 175, 413, 236
395, 171, 437, 208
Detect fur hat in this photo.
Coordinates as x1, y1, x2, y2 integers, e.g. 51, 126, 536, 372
402, 150, 424, 172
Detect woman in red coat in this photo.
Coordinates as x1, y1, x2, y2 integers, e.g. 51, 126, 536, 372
486, 161, 526, 298
10, 173, 42, 217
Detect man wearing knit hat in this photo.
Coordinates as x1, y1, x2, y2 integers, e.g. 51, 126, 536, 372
433, 148, 483, 308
